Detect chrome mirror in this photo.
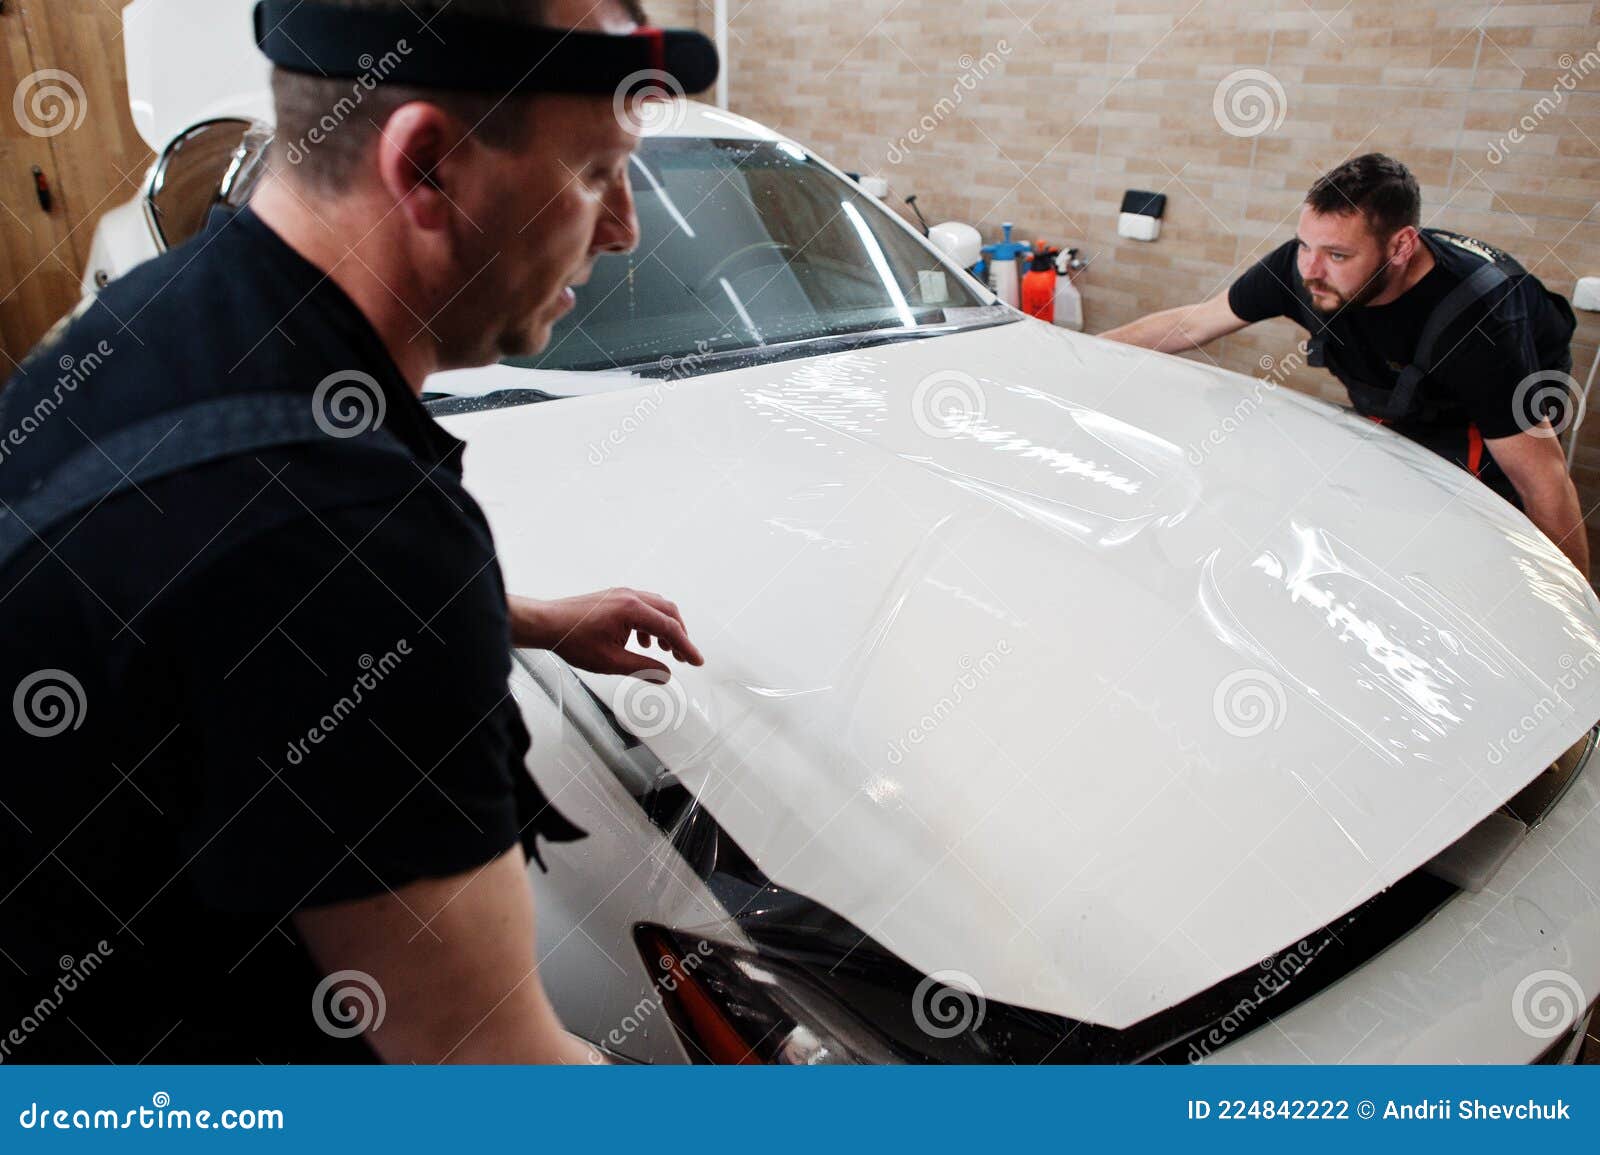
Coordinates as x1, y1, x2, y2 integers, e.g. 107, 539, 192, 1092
145, 118, 274, 252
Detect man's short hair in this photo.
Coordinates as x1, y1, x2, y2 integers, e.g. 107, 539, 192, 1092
1305, 153, 1421, 240
271, 0, 626, 192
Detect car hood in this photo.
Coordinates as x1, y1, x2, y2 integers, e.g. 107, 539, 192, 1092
445, 319, 1600, 1029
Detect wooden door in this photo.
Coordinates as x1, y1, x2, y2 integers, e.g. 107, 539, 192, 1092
0, 0, 151, 370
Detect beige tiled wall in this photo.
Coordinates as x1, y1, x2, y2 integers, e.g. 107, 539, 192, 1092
682, 0, 1600, 547
648, 0, 701, 30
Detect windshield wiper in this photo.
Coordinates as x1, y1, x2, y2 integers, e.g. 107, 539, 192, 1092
625, 314, 1020, 380
421, 387, 560, 416
423, 313, 1022, 415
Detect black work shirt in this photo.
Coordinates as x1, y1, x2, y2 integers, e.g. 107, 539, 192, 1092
1228, 237, 1573, 501
0, 207, 579, 1063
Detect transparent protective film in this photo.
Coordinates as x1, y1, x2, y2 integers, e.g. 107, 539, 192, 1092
478, 314, 1600, 1062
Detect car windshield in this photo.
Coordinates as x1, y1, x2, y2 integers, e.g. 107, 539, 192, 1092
508, 136, 1008, 375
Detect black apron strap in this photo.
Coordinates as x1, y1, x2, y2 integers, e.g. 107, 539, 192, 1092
1396, 260, 1511, 400
0, 391, 409, 574
1305, 331, 1329, 368
1354, 260, 1512, 422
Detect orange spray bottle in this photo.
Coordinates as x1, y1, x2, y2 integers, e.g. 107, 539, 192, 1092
1021, 242, 1059, 323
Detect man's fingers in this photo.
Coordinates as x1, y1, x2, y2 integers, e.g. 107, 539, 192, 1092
627, 603, 705, 667
633, 589, 681, 620
629, 591, 705, 665
610, 649, 671, 679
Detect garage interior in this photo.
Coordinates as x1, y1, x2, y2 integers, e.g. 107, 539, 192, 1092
5, 0, 1599, 559
1, 0, 1598, 1066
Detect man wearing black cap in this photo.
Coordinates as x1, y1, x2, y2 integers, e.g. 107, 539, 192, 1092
0, 0, 717, 1063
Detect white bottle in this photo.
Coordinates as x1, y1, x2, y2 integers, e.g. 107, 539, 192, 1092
982, 222, 1028, 308
988, 259, 1020, 308
1053, 249, 1085, 330
1053, 277, 1082, 330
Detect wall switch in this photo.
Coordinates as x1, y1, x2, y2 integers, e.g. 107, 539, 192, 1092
1118, 212, 1161, 242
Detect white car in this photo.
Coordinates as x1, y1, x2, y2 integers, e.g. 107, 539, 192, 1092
87, 0, 1600, 1064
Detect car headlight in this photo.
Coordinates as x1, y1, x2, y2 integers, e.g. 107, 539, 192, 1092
636, 927, 897, 1064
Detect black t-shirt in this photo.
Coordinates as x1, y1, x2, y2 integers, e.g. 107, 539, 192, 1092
1228, 235, 1573, 501
0, 207, 581, 1063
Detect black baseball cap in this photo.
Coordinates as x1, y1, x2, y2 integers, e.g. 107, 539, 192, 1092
254, 0, 720, 97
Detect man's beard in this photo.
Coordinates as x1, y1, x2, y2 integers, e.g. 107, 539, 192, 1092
489, 291, 557, 359
496, 319, 548, 359
1306, 261, 1390, 313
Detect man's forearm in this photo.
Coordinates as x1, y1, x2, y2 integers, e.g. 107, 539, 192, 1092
507, 594, 556, 650
1101, 305, 1210, 354
1102, 306, 1186, 351
1521, 476, 1590, 578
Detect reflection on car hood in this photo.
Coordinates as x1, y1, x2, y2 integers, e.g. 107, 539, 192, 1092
445, 319, 1600, 1029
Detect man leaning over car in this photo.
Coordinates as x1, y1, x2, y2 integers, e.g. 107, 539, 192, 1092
1103, 154, 1586, 578
0, 0, 711, 1063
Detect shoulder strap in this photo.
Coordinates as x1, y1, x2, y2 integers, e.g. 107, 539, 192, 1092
0, 391, 410, 574
1382, 258, 1512, 421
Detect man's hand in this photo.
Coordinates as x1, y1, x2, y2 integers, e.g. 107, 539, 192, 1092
1487, 425, 1591, 578
508, 589, 705, 678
